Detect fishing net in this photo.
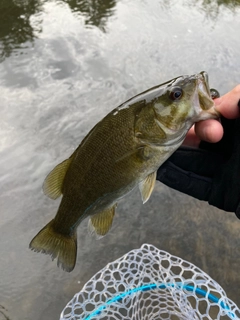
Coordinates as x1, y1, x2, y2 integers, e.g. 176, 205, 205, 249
60, 244, 240, 320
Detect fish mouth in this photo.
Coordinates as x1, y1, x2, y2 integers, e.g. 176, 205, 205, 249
200, 71, 211, 96
196, 71, 220, 118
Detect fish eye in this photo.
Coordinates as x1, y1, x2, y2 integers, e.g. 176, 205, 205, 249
210, 88, 220, 100
169, 87, 183, 101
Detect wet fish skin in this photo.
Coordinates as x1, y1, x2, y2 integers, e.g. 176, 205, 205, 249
29, 71, 219, 272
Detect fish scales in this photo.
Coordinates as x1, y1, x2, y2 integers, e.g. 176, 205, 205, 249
56, 102, 165, 229
30, 71, 220, 272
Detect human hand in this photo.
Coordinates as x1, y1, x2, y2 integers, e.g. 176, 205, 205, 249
157, 85, 240, 216
184, 85, 240, 147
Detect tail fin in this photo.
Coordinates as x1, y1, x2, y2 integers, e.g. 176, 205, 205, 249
29, 220, 77, 272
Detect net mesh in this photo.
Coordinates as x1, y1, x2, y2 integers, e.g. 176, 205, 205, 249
60, 244, 240, 320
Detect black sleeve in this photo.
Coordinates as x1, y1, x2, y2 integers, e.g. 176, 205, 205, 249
156, 117, 240, 217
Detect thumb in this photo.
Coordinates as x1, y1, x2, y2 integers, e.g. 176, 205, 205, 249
214, 85, 240, 119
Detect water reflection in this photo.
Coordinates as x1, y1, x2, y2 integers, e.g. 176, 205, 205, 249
0, 0, 43, 62
0, 0, 117, 62
64, 0, 117, 31
0, 304, 10, 320
1, 0, 240, 62
189, 0, 240, 19
203, 0, 240, 7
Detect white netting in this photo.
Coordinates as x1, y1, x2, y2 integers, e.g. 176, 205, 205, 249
60, 244, 240, 320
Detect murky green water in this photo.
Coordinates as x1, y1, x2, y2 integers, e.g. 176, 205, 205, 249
1, 0, 240, 319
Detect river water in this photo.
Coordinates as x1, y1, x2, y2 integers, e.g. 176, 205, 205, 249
1, 0, 240, 319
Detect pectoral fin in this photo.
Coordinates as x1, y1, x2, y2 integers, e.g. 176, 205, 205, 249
43, 157, 73, 199
139, 171, 157, 204
88, 205, 117, 239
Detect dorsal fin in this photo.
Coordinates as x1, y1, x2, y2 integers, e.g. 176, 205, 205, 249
139, 171, 156, 204
43, 157, 73, 199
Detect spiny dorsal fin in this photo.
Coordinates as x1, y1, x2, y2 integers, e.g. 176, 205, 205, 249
43, 157, 73, 199
88, 204, 117, 239
139, 171, 156, 204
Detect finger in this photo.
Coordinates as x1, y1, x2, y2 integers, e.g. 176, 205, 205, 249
214, 84, 240, 119
183, 126, 201, 147
194, 119, 223, 143
183, 120, 224, 147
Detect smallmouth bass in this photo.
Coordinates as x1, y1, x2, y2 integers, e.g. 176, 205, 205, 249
30, 71, 219, 272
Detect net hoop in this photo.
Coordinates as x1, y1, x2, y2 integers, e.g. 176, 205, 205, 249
60, 244, 240, 320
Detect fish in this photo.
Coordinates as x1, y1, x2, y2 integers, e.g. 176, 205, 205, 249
29, 71, 219, 272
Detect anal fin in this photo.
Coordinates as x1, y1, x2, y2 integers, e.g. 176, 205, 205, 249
88, 204, 117, 239
139, 171, 156, 204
